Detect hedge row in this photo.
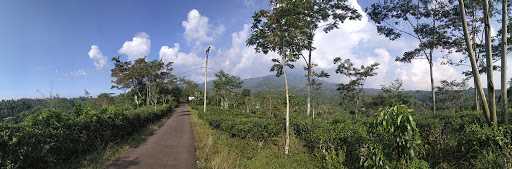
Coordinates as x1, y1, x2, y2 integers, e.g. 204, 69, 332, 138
197, 107, 282, 142
0, 104, 173, 169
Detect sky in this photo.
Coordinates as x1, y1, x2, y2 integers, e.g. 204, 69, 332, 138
0, 0, 509, 99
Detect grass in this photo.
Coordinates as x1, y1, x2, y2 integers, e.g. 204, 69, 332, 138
62, 109, 174, 169
190, 108, 319, 169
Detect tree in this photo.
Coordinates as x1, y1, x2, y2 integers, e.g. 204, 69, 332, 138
242, 89, 251, 113
483, 0, 497, 124
501, 0, 509, 123
457, 0, 491, 123
334, 57, 379, 118
180, 78, 201, 102
294, 0, 361, 117
247, 0, 309, 154
436, 79, 468, 112
368, 79, 413, 110
212, 70, 243, 109
111, 57, 177, 107
366, 0, 455, 114
310, 69, 330, 119
95, 93, 114, 108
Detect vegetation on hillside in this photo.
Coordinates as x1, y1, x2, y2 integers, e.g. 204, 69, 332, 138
3, 0, 512, 168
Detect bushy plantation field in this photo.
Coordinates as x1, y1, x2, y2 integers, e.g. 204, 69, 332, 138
193, 104, 512, 169
0, 103, 174, 169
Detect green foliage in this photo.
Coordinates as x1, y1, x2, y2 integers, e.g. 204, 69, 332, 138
0, 103, 173, 169
293, 117, 367, 168
321, 147, 347, 169
197, 106, 281, 142
461, 124, 511, 168
111, 57, 179, 106
359, 143, 387, 169
333, 57, 379, 115
369, 105, 422, 163
213, 70, 243, 109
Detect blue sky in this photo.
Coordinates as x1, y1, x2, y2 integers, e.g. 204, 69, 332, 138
0, 0, 508, 99
0, 0, 266, 98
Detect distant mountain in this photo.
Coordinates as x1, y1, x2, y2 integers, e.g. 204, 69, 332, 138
201, 72, 381, 96
198, 72, 486, 106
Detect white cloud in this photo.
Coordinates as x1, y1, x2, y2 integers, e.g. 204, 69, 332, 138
164, 0, 465, 90
182, 9, 224, 46
159, 43, 180, 64
395, 58, 459, 89
88, 45, 107, 69
213, 24, 275, 79
118, 32, 151, 60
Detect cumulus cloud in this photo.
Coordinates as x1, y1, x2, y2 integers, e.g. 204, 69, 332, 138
88, 45, 107, 69
395, 59, 460, 89
163, 0, 465, 90
212, 24, 275, 79
159, 43, 180, 64
182, 9, 224, 46
301, 0, 463, 89
118, 32, 151, 60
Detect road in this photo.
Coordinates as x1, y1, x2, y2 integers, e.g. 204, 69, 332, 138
107, 104, 196, 169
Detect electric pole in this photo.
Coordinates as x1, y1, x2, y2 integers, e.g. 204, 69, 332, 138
203, 46, 211, 113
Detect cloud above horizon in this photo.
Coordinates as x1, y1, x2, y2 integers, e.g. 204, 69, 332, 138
117, 2, 480, 90
88, 45, 107, 69
118, 32, 151, 61
182, 9, 224, 46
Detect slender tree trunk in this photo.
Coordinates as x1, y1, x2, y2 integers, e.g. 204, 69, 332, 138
246, 97, 249, 113
458, 0, 491, 122
283, 63, 290, 155
146, 85, 150, 106
502, 0, 509, 124
429, 54, 436, 114
475, 82, 480, 111
484, 0, 498, 124
306, 47, 312, 116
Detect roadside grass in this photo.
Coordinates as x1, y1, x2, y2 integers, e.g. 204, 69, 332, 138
190, 108, 319, 169
63, 109, 174, 169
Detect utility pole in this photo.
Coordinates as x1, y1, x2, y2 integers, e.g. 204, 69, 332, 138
203, 46, 211, 113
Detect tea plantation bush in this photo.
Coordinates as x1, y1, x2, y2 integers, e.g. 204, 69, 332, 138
293, 118, 368, 168
416, 112, 512, 168
294, 105, 428, 169
0, 104, 174, 169
196, 106, 282, 142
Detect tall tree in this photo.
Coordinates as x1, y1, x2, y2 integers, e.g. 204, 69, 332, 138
334, 57, 379, 118
212, 70, 243, 109
309, 68, 330, 119
501, 0, 509, 123
298, 0, 361, 116
457, 0, 491, 123
483, 0, 497, 124
366, 0, 454, 114
111, 57, 176, 107
436, 79, 468, 111
247, 0, 309, 154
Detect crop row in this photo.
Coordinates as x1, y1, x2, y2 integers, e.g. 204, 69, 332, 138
0, 104, 173, 169
197, 106, 282, 142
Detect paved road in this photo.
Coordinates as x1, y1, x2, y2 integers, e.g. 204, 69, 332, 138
107, 104, 196, 169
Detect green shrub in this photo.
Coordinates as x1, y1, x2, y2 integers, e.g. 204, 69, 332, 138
197, 106, 282, 142
369, 105, 422, 163
461, 124, 511, 168
359, 143, 387, 169
293, 117, 368, 168
0, 104, 173, 169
